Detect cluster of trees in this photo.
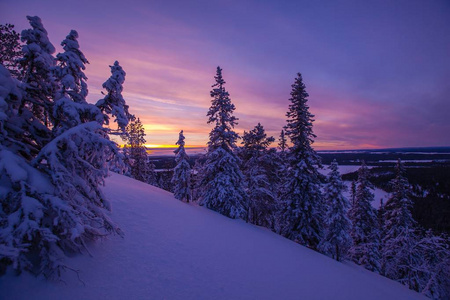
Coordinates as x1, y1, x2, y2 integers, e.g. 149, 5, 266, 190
1, 17, 449, 299
0, 17, 134, 278
171, 67, 448, 299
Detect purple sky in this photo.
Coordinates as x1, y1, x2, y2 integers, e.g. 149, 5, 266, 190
3, 0, 450, 149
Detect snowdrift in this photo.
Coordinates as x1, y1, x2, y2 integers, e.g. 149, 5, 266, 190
1, 173, 424, 299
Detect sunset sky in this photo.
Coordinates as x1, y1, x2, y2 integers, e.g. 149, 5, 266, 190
2, 0, 450, 150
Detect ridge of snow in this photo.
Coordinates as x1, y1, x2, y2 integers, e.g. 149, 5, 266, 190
0, 173, 424, 300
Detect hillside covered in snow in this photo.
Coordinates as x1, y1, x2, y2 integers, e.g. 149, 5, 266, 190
1, 173, 425, 300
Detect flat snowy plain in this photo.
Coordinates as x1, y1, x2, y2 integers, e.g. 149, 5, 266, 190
1, 173, 424, 299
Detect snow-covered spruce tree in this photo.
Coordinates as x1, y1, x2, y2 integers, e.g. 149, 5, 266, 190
53, 29, 103, 136
1, 64, 119, 277
19, 16, 58, 129
122, 118, 155, 184
382, 159, 421, 287
319, 159, 352, 261
172, 130, 192, 202
96, 61, 134, 133
1, 17, 133, 277
280, 73, 324, 249
416, 230, 450, 299
348, 161, 381, 272
0, 23, 22, 78
238, 123, 278, 228
191, 153, 207, 202
199, 66, 247, 219
9, 16, 57, 159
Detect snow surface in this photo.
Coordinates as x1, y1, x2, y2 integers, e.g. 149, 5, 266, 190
1, 173, 424, 300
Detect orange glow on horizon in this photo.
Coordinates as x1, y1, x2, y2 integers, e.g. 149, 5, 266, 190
144, 144, 206, 149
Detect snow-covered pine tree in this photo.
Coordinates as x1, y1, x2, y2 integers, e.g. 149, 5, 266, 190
172, 130, 192, 202
280, 73, 324, 249
0, 64, 121, 278
238, 123, 278, 228
0, 23, 22, 78
96, 61, 134, 133
53, 29, 103, 136
416, 230, 450, 299
348, 161, 381, 272
0, 17, 135, 278
16, 16, 57, 156
20, 16, 58, 127
199, 66, 247, 219
320, 159, 352, 261
273, 129, 289, 232
382, 159, 421, 287
123, 118, 154, 184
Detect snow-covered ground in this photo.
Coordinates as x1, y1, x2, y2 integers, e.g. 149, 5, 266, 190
0, 173, 423, 300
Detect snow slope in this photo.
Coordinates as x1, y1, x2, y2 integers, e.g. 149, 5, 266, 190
1, 173, 424, 300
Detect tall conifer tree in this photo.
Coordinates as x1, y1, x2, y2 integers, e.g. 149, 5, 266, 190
280, 73, 324, 249
239, 123, 277, 227
382, 159, 421, 288
123, 118, 154, 184
172, 130, 192, 202
53, 30, 103, 136
199, 67, 247, 219
96, 61, 134, 132
349, 161, 381, 272
320, 159, 352, 261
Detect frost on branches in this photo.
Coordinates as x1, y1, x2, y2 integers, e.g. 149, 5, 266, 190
381, 160, 450, 298
280, 73, 324, 250
199, 67, 247, 219
53, 29, 103, 136
96, 61, 134, 132
382, 159, 419, 285
348, 161, 381, 272
172, 130, 192, 202
238, 123, 278, 228
17, 16, 57, 154
320, 159, 352, 261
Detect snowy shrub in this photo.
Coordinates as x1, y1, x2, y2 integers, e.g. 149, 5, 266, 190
172, 130, 192, 202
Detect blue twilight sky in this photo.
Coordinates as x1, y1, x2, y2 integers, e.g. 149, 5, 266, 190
2, 0, 450, 149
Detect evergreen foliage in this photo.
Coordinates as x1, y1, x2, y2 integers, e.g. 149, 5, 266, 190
416, 230, 450, 299
238, 123, 278, 228
0, 23, 22, 78
123, 118, 155, 184
348, 161, 381, 272
280, 73, 324, 249
0, 16, 133, 278
20, 16, 58, 124
199, 67, 247, 219
96, 61, 134, 132
53, 30, 102, 136
172, 130, 192, 202
320, 159, 352, 261
382, 159, 419, 283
